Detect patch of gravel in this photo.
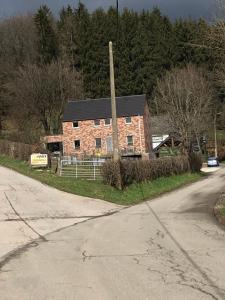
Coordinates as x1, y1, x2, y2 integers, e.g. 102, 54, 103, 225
214, 193, 225, 227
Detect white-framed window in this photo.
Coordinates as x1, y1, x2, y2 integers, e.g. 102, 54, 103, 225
125, 117, 132, 124
74, 140, 80, 149
127, 135, 133, 146
73, 121, 79, 128
94, 119, 101, 127
95, 138, 102, 149
104, 118, 111, 126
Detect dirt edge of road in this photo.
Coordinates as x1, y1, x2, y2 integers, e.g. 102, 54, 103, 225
214, 193, 225, 227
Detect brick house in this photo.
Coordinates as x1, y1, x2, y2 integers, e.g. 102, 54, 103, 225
42, 95, 152, 159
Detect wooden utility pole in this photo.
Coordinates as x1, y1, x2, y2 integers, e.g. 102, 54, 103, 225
109, 41, 120, 161
214, 113, 218, 158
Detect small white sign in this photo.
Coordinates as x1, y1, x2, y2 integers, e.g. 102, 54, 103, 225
30, 153, 48, 167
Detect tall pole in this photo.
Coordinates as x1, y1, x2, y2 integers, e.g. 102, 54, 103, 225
109, 41, 120, 161
214, 113, 218, 158
116, 0, 119, 43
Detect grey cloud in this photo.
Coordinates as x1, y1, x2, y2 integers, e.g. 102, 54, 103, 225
0, 0, 215, 20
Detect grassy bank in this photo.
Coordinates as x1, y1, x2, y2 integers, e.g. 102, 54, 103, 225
0, 155, 203, 206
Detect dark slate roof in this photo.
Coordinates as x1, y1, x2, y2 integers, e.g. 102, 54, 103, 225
63, 95, 146, 122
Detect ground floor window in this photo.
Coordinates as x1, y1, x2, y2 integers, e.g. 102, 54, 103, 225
127, 135, 133, 146
95, 138, 102, 149
74, 140, 80, 149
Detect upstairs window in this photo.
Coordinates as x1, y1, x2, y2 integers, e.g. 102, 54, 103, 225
127, 135, 133, 146
94, 119, 100, 126
95, 138, 102, 149
74, 140, 80, 149
125, 117, 132, 124
104, 118, 111, 126
73, 121, 79, 128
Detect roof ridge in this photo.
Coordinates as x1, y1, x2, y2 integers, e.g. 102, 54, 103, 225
68, 94, 146, 103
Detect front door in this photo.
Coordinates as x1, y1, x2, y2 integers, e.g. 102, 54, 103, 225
106, 136, 113, 153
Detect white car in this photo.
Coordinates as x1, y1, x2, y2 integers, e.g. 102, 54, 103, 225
207, 157, 219, 167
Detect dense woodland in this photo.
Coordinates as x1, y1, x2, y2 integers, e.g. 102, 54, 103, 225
0, 2, 224, 143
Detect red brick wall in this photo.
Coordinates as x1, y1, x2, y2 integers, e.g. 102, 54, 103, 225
62, 115, 149, 156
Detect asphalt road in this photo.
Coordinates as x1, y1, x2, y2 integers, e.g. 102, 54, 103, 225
0, 167, 225, 299
0, 166, 120, 259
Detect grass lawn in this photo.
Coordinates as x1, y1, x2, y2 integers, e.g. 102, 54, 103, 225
0, 155, 203, 206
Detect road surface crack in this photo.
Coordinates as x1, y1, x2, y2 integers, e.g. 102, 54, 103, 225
145, 201, 225, 300
81, 250, 150, 262
4, 192, 47, 241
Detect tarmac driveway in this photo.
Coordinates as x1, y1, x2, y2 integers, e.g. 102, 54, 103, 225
1, 166, 225, 299
0, 166, 121, 259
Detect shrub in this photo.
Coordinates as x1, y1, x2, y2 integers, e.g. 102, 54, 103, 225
188, 153, 202, 172
101, 156, 190, 189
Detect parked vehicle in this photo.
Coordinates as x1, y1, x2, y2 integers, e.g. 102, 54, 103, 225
207, 157, 219, 167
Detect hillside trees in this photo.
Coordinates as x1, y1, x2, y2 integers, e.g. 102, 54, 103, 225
34, 5, 59, 64
0, 15, 38, 133
4, 61, 82, 136
0, 2, 221, 142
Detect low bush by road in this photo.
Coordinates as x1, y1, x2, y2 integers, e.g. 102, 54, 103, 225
101, 156, 200, 189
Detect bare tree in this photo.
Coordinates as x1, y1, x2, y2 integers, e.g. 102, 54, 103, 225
4, 61, 83, 135
154, 64, 214, 152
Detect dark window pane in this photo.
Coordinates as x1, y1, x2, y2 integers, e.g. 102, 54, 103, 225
125, 117, 132, 124
127, 136, 133, 146
73, 121, 79, 128
74, 140, 80, 149
105, 118, 111, 125
95, 138, 101, 148
94, 119, 100, 126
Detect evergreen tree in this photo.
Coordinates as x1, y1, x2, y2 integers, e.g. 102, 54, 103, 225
115, 9, 139, 96
73, 2, 91, 98
172, 19, 211, 68
58, 6, 76, 66
140, 8, 174, 95
34, 5, 59, 64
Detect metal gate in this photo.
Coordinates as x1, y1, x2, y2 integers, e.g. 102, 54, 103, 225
60, 159, 104, 180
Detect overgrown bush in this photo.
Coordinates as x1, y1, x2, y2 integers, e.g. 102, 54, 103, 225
188, 153, 202, 172
101, 156, 190, 189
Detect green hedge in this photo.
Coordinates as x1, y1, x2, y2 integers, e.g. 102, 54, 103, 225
101, 156, 191, 189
